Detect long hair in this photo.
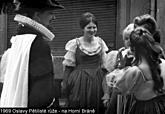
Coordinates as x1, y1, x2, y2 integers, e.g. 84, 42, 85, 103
130, 27, 164, 93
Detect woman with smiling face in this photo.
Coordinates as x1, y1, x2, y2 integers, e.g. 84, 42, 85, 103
62, 12, 108, 113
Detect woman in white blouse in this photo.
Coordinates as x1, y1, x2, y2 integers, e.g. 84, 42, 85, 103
62, 12, 108, 113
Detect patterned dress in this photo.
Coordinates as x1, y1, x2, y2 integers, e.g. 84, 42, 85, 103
63, 37, 108, 113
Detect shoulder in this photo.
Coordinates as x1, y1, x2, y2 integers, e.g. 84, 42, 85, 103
160, 59, 165, 89
65, 38, 78, 52
31, 35, 50, 51
160, 58, 165, 68
107, 50, 118, 58
105, 50, 118, 71
114, 66, 143, 94
160, 58, 165, 79
96, 36, 108, 51
117, 66, 142, 86
10, 34, 36, 44
124, 66, 141, 77
117, 66, 142, 84
96, 36, 105, 44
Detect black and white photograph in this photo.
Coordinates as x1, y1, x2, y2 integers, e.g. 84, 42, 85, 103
0, 0, 165, 114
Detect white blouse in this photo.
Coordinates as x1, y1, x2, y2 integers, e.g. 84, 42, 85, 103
63, 36, 108, 67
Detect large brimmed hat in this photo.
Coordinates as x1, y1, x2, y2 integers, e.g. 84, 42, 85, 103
15, 0, 64, 10
0, 0, 64, 14
0, 0, 14, 14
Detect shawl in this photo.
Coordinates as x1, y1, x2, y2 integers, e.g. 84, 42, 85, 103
0, 34, 36, 107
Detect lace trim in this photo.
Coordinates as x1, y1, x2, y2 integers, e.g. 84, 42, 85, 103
76, 37, 102, 56
14, 14, 55, 41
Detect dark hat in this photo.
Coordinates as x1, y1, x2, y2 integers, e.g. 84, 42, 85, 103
0, 0, 15, 14
15, 0, 64, 10
0, 0, 64, 14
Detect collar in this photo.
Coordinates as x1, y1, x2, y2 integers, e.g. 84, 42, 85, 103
14, 14, 55, 41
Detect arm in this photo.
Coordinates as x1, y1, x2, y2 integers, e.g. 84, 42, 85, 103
61, 66, 74, 107
102, 68, 126, 107
61, 38, 77, 104
62, 66, 74, 98
102, 76, 111, 107
105, 88, 118, 114
114, 66, 141, 95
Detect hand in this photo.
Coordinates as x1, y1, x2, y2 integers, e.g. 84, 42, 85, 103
61, 81, 67, 93
102, 93, 110, 107
103, 99, 109, 107
60, 98, 69, 107
118, 47, 125, 52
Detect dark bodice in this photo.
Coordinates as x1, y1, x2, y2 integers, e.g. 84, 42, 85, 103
75, 46, 102, 69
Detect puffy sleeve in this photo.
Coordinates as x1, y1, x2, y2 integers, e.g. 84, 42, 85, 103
101, 38, 109, 52
114, 66, 143, 95
100, 38, 109, 68
104, 50, 118, 72
62, 39, 77, 67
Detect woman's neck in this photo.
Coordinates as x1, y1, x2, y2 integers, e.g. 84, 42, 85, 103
83, 35, 94, 43
139, 56, 149, 68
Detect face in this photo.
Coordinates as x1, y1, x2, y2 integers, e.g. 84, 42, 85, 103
37, 10, 56, 26
123, 35, 130, 48
123, 24, 134, 48
83, 22, 97, 38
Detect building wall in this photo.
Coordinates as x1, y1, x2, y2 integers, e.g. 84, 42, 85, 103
0, 14, 7, 55
115, 0, 129, 49
130, 0, 151, 21
156, 0, 165, 51
116, 0, 151, 49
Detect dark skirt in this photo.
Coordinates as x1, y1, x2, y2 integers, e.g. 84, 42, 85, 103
67, 66, 105, 113
106, 93, 165, 114
128, 94, 165, 114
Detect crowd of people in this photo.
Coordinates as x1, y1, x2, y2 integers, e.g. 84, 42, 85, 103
0, 0, 165, 114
